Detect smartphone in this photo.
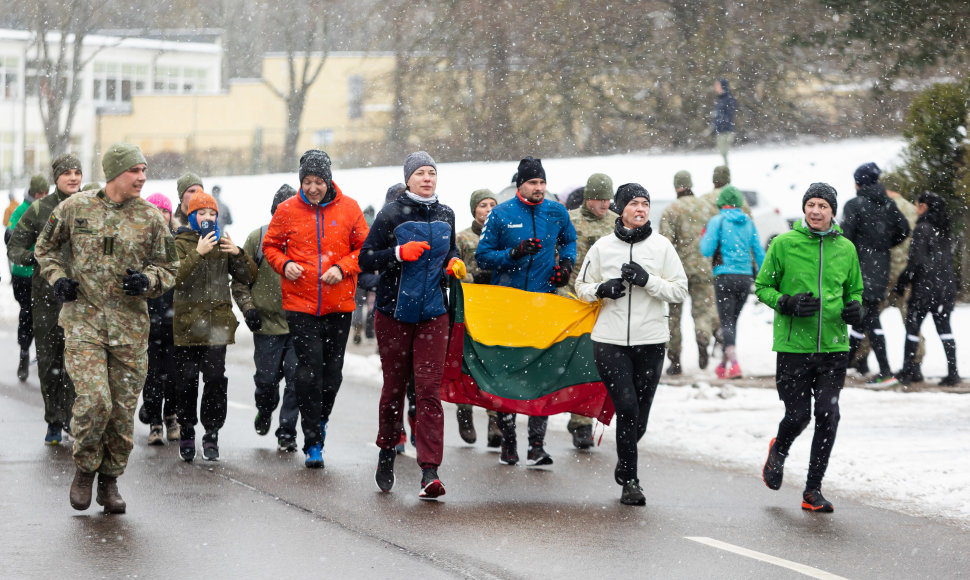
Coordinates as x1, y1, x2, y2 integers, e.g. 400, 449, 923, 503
199, 220, 220, 240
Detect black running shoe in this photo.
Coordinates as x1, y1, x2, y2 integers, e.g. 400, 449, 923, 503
801, 488, 834, 512
254, 411, 272, 436
277, 436, 298, 452
418, 467, 445, 499
376, 448, 396, 492
620, 479, 646, 506
499, 441, 518, 465
456, 407, 476, 444
202, 432, 219, 461
526, 444, 553, 467
570, 424, 594, 449
179, 439, 196, 462
762, 438, 786, 490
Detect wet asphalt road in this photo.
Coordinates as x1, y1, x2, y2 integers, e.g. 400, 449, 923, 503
1, 338, 969, 579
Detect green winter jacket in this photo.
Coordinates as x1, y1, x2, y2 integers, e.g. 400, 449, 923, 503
755, 219, 863, 353
6, 201, 33, 277
173, 227, 257, 346
230, 225, 289, 336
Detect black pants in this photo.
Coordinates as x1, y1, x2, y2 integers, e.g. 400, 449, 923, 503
175, 345, 228, 440
142, 329, 176, 424
773, 351, 848, 490
714, 274, 752, 347
593, 341, 665, 483
286, 311, 351, 451
12, 275, 33, 351
850, 298, 891, 374
903, 301, 956, 376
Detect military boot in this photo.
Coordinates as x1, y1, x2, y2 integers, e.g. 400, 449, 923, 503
697, 338, 710, 370
96, 474, 127, 514
70, 469, 96, 510
666, 354, 682, 376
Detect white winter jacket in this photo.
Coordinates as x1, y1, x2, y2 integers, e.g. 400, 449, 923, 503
575, 229, 688, 346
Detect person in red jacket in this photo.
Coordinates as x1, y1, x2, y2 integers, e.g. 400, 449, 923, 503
262, 150, 369, 468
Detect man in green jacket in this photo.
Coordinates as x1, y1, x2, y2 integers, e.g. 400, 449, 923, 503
754, 183, 864, 514
7, 157, 82, 445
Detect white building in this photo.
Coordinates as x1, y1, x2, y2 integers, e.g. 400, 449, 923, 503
0, 28, 221, 191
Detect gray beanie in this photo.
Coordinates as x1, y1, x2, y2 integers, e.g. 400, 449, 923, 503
271, 184, 297, 215
101, 143, 147, 183
299, 149, 332, 186
802, 182, 838, 216
51, 154, 82, 182
177, 172, 203, 200
404, 151, 436, 185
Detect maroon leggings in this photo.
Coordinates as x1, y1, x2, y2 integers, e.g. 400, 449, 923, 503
374, 311, 448, 468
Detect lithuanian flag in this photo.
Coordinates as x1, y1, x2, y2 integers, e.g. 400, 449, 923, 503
442, 282, 615, 425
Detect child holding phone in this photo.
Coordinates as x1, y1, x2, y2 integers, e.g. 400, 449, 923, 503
173, 191, 257, 461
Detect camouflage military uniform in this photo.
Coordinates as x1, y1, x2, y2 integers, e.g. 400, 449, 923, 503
659, 194, 720, 365
6, 189, 76, 428
35, 190, 178, 476
456, 222, 489, 284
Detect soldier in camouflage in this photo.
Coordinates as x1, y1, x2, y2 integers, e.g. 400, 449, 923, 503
566, 173, 618, 448
454, 188, 502, 447
35, 143, 178, 514
6, 155, 83, 445
659, 170, 719, 375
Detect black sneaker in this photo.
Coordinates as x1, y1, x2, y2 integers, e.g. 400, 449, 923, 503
526, 444, 553, 467
376, 448, 396, 492
762, 438, 786, 490
486, 415, 503, 448
202, 432, 219, 461
621, 479, 646, 506
570, 424, 594, 449
939, 373, 961, 386
179, 439, 196, 462
254, 411, 272, 436
456, 407, 477, 444
909, 367, 924, 383
499, 441, 518, 465
418, 467, 445, 499
801, 488, 834, 512
277, 436, 298, 452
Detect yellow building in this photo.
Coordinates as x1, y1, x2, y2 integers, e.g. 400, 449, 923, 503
99, 52, 396, 177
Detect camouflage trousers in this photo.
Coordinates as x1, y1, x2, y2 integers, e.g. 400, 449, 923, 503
65, 338, 147, 477
33, 314, 75, 427
668, 275, 719, 361
852, 289, 924, 368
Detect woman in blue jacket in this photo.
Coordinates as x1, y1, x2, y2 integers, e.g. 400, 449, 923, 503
700, 185, 764, 378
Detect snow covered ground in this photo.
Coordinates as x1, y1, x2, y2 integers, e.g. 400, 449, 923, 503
3, 137, 969, 529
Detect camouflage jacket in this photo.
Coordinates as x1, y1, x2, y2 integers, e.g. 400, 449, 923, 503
568, 205, 619, 293
456, 222, 490, 284
659, 193, 718, 277
35, 190, 179, 347
6, 189, 74, 311
888, 192, 918, 284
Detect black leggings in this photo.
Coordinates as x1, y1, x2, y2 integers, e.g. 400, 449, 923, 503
714, 274, 752, 347
12, 275, 33, 351
593, 342, 665, 483
773, 351, 848, 490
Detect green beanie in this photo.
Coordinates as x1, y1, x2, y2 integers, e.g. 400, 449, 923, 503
713, 165, 731, 187
177, 172, 204, 200
584, 173, 614, 201
81, 182, 101, 192
673, 170, 692, 189
51, 153, 82, 182
469, 188, 497, 216
101, 143, 147, 183
716, 184, 744, 208
29, 174, 49, 195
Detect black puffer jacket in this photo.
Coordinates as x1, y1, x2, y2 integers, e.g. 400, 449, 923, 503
898, 206, 956, 311
840, 183, 910, 302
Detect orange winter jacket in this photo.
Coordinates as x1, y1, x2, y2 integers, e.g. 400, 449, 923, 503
262, 181, 369, 316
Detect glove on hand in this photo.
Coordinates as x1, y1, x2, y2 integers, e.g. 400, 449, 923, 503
596, 278, 627, 300
776, 292, 820, 317
244, 308, 263, 332
841, 300, 865, 326
122, 268, 150, 296
509, 238, 542, 260
621, 262, 650, 287
549, 261, 571, 288
399, 240, 431, 262
53, 277, 80, 302
446, 257, 466, 280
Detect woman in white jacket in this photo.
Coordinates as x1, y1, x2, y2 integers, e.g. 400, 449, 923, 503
575, 183, 689, 506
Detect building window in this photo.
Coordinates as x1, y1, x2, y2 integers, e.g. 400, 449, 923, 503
155, 65, 210, 94
1, 56, 19, 100
91, 61, 148, 104
313, 129, 334, 147
348, 75, 364, 119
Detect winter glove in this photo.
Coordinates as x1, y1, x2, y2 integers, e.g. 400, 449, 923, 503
446, 258, 466, 280
776, 292, 820, 317
621, 261, 650, 287
509, 238, 542, 260
398, 240, 431, 262
26, 252, 37, 267
841, 300, 865, 326
244, 308, 263, 332
595, 278, 627, 300
122, 268, 150, 296
549, 261, 572, 288
53, 277, 80, 302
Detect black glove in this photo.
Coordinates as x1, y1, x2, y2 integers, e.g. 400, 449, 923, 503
621, 262, 650, 287
26, 252, 37, 267
596, 278, 627, 300
509, 238, 542, 260
122, 268, 150, 296
841, 300, 865, 326
549, 261, 572, 288
244, 308, 263, 332
53, 277, 80, 302
776, 292, 820, 317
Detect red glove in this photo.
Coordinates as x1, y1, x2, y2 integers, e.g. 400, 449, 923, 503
399, 241, 431, 262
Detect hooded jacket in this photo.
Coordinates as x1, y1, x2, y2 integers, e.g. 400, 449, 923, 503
755, 219, 864, 353
476, 193, 577, 293
699, 207, 765, 276
840, 183, 910, 302
575, 222, 688, 346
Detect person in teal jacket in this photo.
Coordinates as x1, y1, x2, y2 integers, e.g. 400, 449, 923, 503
754, 183, 864, 514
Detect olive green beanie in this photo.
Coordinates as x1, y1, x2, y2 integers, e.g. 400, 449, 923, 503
584, 173, 614, 201
713, 165, 731, 187
51, 153, 82, 182
176, 172, 204, 200
469, 188, 497, 216
673, 170, 692, 189
101, 143, 147, 183
29, 174, 49, 195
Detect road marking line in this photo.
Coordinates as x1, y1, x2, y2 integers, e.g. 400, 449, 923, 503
685, 536, 850, 580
